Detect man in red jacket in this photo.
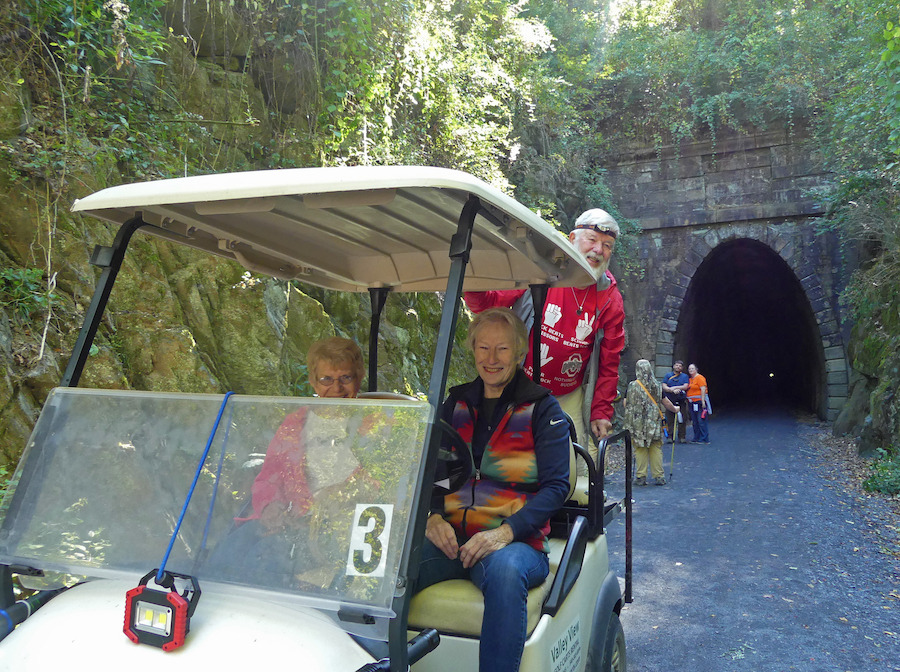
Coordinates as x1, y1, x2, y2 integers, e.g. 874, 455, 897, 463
465, 208, 625, 465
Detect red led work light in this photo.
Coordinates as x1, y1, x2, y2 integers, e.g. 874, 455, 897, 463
124, 570, 201, 651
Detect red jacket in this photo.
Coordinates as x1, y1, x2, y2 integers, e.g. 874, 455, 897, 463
464, 272, 625, 422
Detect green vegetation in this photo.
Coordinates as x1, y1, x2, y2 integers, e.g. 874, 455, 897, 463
0, 267, 53, 321
864, 447, 900, 495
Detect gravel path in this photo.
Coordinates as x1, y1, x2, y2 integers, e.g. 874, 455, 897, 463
602, 410, 900, 672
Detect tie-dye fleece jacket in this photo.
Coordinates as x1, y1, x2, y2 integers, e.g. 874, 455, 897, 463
440, 369, 570, 553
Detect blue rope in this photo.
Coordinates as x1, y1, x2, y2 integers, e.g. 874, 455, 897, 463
157, 391, 234, 583
199, 400, 237, 553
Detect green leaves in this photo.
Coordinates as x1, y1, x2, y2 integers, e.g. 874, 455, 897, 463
880, 20, 900, 156
863, 447, 900, 495
0, 267, 53, 322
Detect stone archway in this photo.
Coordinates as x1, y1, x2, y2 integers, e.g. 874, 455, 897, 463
653, 224, 848, 420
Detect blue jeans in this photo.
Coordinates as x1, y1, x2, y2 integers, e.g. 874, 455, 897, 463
416, 539, 549, 672
690, 401, 709, 442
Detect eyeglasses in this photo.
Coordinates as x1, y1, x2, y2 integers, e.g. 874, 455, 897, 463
317, 374, 356, 387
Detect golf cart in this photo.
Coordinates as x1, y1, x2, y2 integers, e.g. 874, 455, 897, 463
0, 166, 632, 671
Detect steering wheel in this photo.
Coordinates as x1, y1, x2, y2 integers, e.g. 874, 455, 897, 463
433, 419, 474, 495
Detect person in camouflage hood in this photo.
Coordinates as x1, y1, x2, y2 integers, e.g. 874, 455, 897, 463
624, 359, 667, 486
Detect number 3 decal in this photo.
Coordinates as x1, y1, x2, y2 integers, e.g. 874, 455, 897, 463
346, 504, 393, 577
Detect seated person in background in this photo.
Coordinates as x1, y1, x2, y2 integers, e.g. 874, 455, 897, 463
208, 336, 372, 586
416, 308, 570, 672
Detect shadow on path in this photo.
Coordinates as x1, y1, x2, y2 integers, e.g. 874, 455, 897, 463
604, 410, 900, 671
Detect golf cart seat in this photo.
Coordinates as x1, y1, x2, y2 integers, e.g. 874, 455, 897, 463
407, 540, 566, 638
407, 441, 585, 638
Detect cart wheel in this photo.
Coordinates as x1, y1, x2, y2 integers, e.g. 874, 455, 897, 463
600, 612, 626, 672
585, 611, 626, 672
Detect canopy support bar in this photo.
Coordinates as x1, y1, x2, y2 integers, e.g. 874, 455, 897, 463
60, 215, 146, 387
368, 287, 391, 392
529, 284, 549, 383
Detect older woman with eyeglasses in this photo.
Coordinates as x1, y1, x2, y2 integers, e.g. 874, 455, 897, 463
305, 337, 365, 398
248, 337, 364, 531
208, 337, 368, 585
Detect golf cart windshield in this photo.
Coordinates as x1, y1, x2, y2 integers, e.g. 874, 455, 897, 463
0, 387, 432, 639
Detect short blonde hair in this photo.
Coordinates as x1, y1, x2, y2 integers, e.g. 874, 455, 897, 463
467, 308, 529, 363
307, 337, 365, 386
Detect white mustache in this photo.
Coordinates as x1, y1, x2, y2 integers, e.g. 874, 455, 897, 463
586, 253, 610, 274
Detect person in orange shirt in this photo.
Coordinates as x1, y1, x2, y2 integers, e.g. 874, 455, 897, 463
686, 363, 710, 444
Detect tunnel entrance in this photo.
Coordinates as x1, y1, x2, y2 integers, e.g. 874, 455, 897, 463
675, 238, 824, 416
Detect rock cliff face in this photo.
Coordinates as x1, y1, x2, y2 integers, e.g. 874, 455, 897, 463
834, 297, 900, 456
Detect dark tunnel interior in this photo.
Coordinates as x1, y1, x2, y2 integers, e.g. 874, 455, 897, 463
675, 239, 824, 416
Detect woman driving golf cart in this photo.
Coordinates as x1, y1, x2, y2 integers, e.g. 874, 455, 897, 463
417, 308, 570, 672
209, 337, 380, 585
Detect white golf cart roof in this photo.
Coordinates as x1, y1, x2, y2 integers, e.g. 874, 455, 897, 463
72, 166, 598, 291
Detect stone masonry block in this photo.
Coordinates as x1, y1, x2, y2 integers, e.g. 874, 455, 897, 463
665, 294, 685, 309
705, 165, 771, 189
678, 260, 698, 278
675, 273, 692, 289
809, 297, 827, 315
821, 333, 843, 349
692, 238, 712, 257
657, 156, 703, 180
817, 317, 839, 335
828, 396, 847, 410
675, 210, 715, 227
661, 307, 680, 321
686, 249, 704, 267
828, 384, 849, 398
778, 242, 794, 261
825, 346, 845, 360
805, 285, 825, 303
825, 358, 847, 373
800, 274, 819, 291
763, 225, 786, 247
769, 235, 790, 253
827, 370, 848, 385
660, 319, 678, 332
656, 341, 674, 356
645, 187, 706, 207
640, 217, 665, 230
792, 261, 815, 280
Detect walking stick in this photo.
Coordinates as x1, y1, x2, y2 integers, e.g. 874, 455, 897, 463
669, 415, 677, 480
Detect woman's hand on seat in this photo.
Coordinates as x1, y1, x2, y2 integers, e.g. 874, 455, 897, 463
459, 524, 514, 569
426, 514, 459, 559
